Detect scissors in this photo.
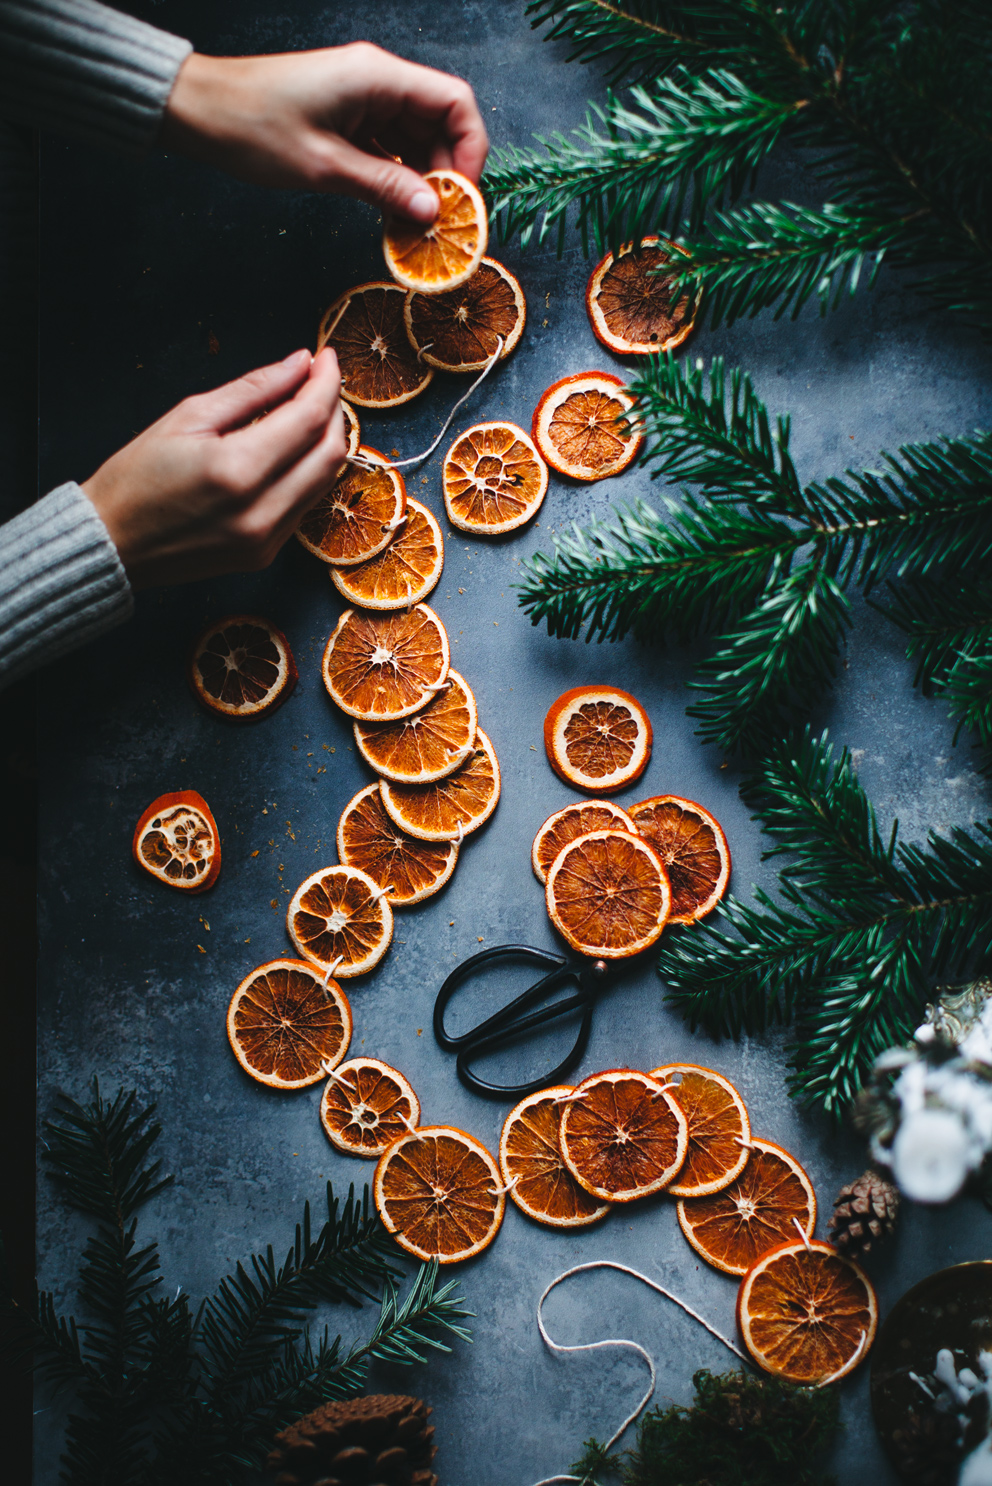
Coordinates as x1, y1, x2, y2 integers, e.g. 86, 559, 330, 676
433, 944, 610, 1098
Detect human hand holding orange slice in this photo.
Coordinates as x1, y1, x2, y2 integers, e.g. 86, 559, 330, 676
383, 169, 488, 293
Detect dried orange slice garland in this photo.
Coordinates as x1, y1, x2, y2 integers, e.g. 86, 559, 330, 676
330, 498, 443, 609
651, 1064, 750, 1198
318, 281, 433, 408
287, 864, 393, 976
383, 170, 488, 293
546, 829, 671, 958
531, 799, 637, 884
630, 795, 731, 923
586, 237, 696, 356
737, 1239, 878, 1384
677, 1137, 817, 1277
544, 686, 653, 793
323, 604, 450, 721
532, 372, 642, 481
341, 399, 361, 457
320, 1057, 421, 1157
442, 421, 548, 534
373, 1125, 504, 1263
404, 257, 525, 371
227, 959, 352, 1089
188, 615, 297, 722
379, 729, 501, 841
337, 783, 458, 906
296, 447, 406, 567
559, 1069, 688, 1202
499, 1087, 610, 1228
133, 790, 220, 893
354, 669, 478, 784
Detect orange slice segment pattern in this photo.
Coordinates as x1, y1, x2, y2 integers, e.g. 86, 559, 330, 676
559, 1069, 688, 1202
320, 1057, 421, 1157
650, 1064, 750, 1198
337, 784, 458, 907
374, 1125, 505, 1263
383, 170, 488, 293
404, 258, 525, 371
677, 1137, 816, 1276
499, 1087, 611, 1227
227, 959, 352, 1089
443, 421, 548, 534
318, 281, 433, 408
546, 829, 671, 959
132, 790, 221, 893
630, 795, 731, 923
532, 373, 642, 481
188, 615, 297, 721
322, 604, 450, 721
296, 447, 406, 567
331, 498, 443, 609
287, 864, 394, 977
586, 237, 696, 356
531, 800, 637, 884
353, 669, 478, 784
544, 686, 653, 793
379, 729, 500, 841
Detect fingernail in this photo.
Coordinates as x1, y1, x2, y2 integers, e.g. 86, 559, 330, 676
408, 188, 438, 222
281, 348, 307, 367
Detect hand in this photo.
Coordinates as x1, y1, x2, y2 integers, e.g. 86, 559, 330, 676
83, 349, 347, 589
161, 43, 489, 224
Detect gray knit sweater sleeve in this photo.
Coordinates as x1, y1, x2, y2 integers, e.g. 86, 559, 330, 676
0, 0, 192, 155
0, 482, 133, 688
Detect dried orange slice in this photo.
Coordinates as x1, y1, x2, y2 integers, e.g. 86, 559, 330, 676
676, 1137, 816, 1277
354, 669, 478, 785
373, 1125, 505, 1264
318, 281, 433, 408
227, 959, 351, 1089
559, 1069, 688, 1203
649, 1064, 750, 1198
737, 1239, 878, 1384
586, 236, 696, 356
544, 685, 652, 793
188, 614, 296, 721
546, 830, 671, 959
320, 1056, 420, 1157
383, 170, 488, 294
532, 372, 642, 481
342, 399, 361, 457
630, 795, 731, 923
287, 864, 393, 977
499, 1086, 610, 1228
296, 447, 406, 567
531, 799, 637, 885
379, 729, 500, 841
404, 257, 525, 371
442, 421, 548, 534
132, 790, 220, 893
322, 603, 449, 722
330, 498, 443, 609
337, 783, 458, 907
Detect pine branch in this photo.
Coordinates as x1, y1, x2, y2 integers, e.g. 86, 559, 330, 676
41, 1080, 172, 1226
879, 575, 992, 691
942, 646, 992, 752
525, 0, 742, 83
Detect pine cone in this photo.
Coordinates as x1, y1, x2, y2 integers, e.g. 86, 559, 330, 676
266, 1393, 438, 1486
827, 1168, 900, 1256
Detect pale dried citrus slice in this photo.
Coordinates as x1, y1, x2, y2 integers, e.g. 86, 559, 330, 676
342, 399, 361, 457
737, 1239, 877, 1384
649, 1064, 750, 1198
532, 372, 642, 481
132, 790, 220, 893
296, 446, 406, 567
337, 783, 458, 907
330, 498, 443, 609
676, 1137, 816, 1277
322, 603, 450, 721
383, 170, 488, 293
379, 729, 500, 841
373, 1125, 505, 1263
531, 799, 637, 885
630, 795, 731, 923
559, 1069, 688, 1203
227, 959, 352, 1089
404, 257, 525, 371
499, 1086, 611, 1228
188, 614, 297, 721
354, 669, 478, 784
442, 421, 548, 534
287, 864, 393, 977
586, 236, 696, 355
320, 1056, 421, 1157
318, 281, 433, 408
546, 830, 671, 959
544, 685, 652, 793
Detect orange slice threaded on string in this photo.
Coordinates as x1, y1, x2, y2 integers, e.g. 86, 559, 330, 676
322, 603, 449, 721
337, 783, 458, 907
341, 399, 361, 457
558, 1069, 688, 1203
379, 728, 500, 841
586, 237, 696, 356
499, 1086, 611, 1228
544, 686, 652, 794
650, 1064, 750, 1198
227, 959, 352, 1089
677, 1137, 816, 1277
286, 864, 393, 977
320, 1057, 421, 1157
354, 669, 478, 785
383, 170, 488, 293
630, 795, 731, 923
531, 799, 638, 885
546, 829, 670, 959
404, 257, 525, 371
330, 498, 443, 609
188, 615, 296, 721
296, 447, 406, 567
318, 281, 433, 408
443, 420, 548, 534
532, 372, 642, 481
132, 790, 220, 893
737, 1239, 877, 1384
374, 1125, 505, 1263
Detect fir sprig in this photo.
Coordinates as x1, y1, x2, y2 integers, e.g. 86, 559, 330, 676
879, 577, 992, 753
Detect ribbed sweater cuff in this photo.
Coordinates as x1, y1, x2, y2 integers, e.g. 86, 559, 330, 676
0, 481, 133, 688
0, 0, 192, 155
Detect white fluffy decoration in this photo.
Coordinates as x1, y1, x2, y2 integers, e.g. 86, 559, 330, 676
921, 1349, 992, 1484
892, 1110, 971, 1203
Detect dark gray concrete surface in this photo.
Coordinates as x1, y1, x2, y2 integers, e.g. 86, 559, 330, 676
34, 3, 992, 1481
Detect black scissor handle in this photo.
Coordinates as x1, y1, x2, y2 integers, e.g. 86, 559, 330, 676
455, 993, 595, 1098
433, 944, 567, 1052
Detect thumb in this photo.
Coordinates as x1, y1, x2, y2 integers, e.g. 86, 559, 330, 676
182, 349, 312, 434
328, 140, 439, 222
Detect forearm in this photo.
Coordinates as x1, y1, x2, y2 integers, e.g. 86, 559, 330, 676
0, 480, 132, 690
0, 0, 190, 154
